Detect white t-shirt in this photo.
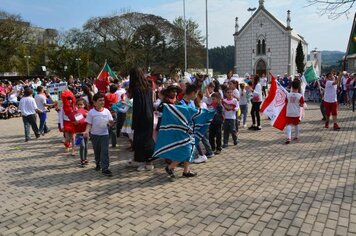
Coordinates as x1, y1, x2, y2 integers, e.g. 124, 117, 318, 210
286, 92, 304, 117
86, 108, 113, 135
342, 76, 348, 91
324, 80, 337, 103
233, 89, 240, 101
222, 98, 239, 119
19, 96, 38, 116
8, 93, 18, 103
253, 83, 263, 102
115, 88, 126, 102
239, 89, 248, 105
260, 77, 267, 87
35, 94, 47, 112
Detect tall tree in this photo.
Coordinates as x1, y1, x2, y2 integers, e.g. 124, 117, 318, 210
295, 41, 305, 74
0, 11, 30, 73
209, 46, 235, 75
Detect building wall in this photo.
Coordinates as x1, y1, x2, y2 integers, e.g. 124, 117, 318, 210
235, 11, 290, 77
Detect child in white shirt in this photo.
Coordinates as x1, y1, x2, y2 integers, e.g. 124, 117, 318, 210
285, 79, 305, 144
84, 93, 114, 177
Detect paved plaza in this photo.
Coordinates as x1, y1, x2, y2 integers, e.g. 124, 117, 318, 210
0, 103, 355, 236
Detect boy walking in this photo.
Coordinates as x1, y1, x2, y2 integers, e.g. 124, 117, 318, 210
84, 93, 114, 177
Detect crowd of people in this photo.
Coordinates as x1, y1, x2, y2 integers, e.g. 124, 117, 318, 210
1, 68, 355, 178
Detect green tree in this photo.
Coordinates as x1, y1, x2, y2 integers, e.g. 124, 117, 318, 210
0, 11, 30, 73
295, 41, 305, 74
209, 46, 235, 75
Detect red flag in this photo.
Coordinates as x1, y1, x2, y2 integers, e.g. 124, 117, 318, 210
260, 73, 287, 131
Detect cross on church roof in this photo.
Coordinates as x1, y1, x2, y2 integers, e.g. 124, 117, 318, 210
259, 0, 264, 8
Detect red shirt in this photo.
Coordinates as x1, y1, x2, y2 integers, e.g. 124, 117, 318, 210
104, 93, 118, 110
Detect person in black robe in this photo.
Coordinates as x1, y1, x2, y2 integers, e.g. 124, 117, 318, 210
129, 67, 155, 171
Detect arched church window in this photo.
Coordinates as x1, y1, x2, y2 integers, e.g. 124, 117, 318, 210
262, 39, 266, 55
256, 36, 266, 55
256, 40, 261, 55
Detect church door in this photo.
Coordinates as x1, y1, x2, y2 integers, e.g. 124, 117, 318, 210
255, 59, 266, 77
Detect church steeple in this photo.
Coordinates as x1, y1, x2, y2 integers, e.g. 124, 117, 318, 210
259, 0, 264, 8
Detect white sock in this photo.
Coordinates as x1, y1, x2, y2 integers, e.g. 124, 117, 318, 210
285, 125, 292, 140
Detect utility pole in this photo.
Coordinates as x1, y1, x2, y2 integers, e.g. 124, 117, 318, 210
24, 55, 31, 78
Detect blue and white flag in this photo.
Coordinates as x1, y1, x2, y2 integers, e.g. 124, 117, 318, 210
153, 104, 215, 162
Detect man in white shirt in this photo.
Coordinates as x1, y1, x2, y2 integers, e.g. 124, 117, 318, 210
19, 88, 41, 141
323, 73, 341, 130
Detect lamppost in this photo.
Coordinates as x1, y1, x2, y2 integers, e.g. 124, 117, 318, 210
248, 7, 256, 75
183, 0, 187, 73
267, 48, 271, 82
75, 58, 81, 79
24, 55, 31, 77
64, 65, 68, 78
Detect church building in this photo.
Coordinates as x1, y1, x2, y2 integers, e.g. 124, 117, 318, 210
233, 0, 308, 78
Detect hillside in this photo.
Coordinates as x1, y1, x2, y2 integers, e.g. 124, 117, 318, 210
319, 50, 345, 66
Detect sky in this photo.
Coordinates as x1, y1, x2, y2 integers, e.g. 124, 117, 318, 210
0, 0, 354, 52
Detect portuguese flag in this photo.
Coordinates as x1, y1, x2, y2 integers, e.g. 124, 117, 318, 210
95, 62, 117, 93
97, 62, 117, 80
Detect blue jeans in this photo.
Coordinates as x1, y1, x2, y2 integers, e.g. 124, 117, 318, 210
38, 111, 49, 134
76, 134, 88, 161
240, 104, 248, 126
90, 134, 110, 171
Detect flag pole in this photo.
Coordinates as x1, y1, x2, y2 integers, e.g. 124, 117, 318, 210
205, 0, 209, 76
183, 0, 187, 73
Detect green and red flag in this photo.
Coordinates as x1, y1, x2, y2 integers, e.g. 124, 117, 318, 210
95, 62, 117, 93
97, 62, 118, 81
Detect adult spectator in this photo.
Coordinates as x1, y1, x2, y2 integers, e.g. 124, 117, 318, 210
323, 73, 341, 130
19, 88, 41, 142
129, 67, 155, 171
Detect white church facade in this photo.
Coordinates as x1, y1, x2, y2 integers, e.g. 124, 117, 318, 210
233, 0, 308, 78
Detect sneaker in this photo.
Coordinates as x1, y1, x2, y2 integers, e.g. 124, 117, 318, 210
94, 165, 101, 171
248, 125, 256, 130
193, 155, 207, 164
256, 126, 262, 130
285, 139, 291, 144
145, 164, 154, 171
222, 144, 228, 148
165, 166, 175, 178
324, 121, 329, 128
206, 153, 215, 158
243, 124, 247, 128
126, 159, 140, 167
333, 123, 341, 130
102, 169, 113, 177
182, 171, 197, 177
80, 161, 86, 167
233, 140, 239, 145
137, 164, 146, 171
214, 149, 221, 155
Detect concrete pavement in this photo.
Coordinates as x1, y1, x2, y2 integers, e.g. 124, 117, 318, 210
0, 103, 355, 235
